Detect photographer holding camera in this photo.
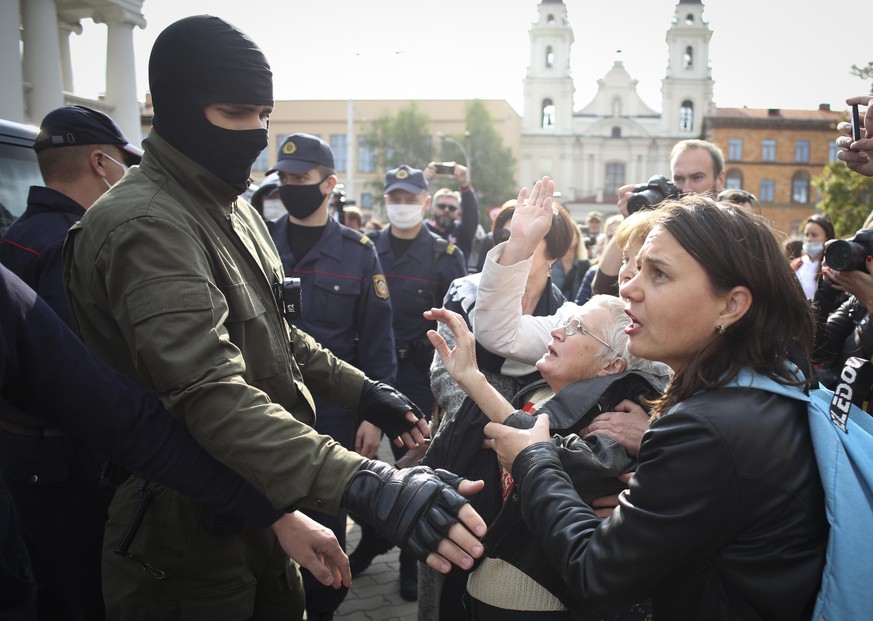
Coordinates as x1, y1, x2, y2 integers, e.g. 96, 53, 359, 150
814, 97, 873, 396
593, 139, 726, 297
424, 162, 480, 261
813, 233, 873, 395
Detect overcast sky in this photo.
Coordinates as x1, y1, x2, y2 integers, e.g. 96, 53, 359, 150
68, 0, 869, 118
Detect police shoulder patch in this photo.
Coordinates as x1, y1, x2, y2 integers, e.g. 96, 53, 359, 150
445, 243, 457, 255
359, 234, 371, 245
373, 274, 390, 299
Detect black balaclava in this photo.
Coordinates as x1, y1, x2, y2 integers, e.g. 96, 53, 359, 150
148, 15, 273, 195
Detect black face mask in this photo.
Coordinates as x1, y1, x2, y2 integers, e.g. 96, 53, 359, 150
192, 119, 268, 195
279, 182, 325, 219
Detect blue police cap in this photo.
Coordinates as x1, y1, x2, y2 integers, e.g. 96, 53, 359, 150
33, 105, 143, 165
384, 164, 428, 194
267, 133, 334, 175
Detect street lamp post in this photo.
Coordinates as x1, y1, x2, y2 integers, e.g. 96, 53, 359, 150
437, 131, 472, 183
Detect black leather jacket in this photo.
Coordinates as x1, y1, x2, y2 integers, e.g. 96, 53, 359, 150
513, 384, 827, 621
813, 284, 873, 390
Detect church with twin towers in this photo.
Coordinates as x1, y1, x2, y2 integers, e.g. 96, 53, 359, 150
520, 0, 714, 205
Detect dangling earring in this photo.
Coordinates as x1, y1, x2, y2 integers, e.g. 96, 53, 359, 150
717, 323, 725, 335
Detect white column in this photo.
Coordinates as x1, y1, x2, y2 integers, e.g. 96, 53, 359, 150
58, 19, 82, 94
95, 5, 146, 145
22, 0, 64, 124
0, 0, 26, 122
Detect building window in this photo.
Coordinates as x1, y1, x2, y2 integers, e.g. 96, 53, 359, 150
357, 137, 375, 173
759, 179, 775, 202
725, 168, 743, 190
605, 163, 625, 195
727, 138, 743, 161
792, 171, 810, 203
679, 100, 694, 132
611, 126, 621, 138
761, 139, 776, 161
684, 46, 693, 70
547, 13, 555, 24
829, 141, 840, 162
685, 13, 695, 25
795, 139, 810, 163
542, 99, 555, 129
545, 46, 554, 68
330, 135, 347, 172
360, 193, 373, 210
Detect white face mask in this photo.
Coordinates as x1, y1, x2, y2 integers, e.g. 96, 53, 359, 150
100, 152, 127, 190
803, 241, 824, 259
261, 198, 285, 222
386, 203, 424, 230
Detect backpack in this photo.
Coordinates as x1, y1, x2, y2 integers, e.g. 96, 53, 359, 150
729, 358, 873, 621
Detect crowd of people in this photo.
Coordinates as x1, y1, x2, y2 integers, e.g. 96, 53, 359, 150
1, 12, 872, 621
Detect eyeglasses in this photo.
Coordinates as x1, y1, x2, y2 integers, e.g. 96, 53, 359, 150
492, 228, 511, 245
434, 202, 459, 213
561, 317, 618, 354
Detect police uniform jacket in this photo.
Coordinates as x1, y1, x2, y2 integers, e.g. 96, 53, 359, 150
374, 225, 467, 346
0, 186, 85, 328
269, 215, 396, 384
63, 130, 366, 514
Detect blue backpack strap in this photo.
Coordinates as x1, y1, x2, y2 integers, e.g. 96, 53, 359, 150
729, 362, 873, 620
806, 358, 873, 620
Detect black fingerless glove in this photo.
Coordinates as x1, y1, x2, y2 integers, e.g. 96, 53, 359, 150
358, 379, 424, 438
341, 459, 469, 563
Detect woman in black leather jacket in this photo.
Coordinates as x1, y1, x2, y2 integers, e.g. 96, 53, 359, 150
484, 190, 827, 620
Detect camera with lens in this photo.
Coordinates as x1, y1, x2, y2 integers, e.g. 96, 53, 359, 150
627, 175, 679, 214
433, 162, 456, 175
824, 229, 873, 272
274, 277, 302, 322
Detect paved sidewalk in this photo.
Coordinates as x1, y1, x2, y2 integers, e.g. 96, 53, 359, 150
333, 436, 418, 621
333, 517, 417, 621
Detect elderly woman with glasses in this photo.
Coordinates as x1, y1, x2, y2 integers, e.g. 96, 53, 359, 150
418, 201, 575, 621
422, 292, 664, 620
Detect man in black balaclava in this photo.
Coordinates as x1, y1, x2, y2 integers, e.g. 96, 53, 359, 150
63, 15, 486, 621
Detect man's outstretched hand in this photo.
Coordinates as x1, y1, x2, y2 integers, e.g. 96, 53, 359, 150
341, 460, 486, 573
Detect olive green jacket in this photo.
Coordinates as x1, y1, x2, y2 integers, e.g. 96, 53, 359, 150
63, 130, 365, 514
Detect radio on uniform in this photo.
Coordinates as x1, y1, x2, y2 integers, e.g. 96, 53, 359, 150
275, 277, 302, 321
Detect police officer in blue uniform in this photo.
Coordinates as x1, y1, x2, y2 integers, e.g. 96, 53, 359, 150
351, 164, 467, 600
266, 133, 397, 621
0, 105, 142, 328
0, 105, 142, 620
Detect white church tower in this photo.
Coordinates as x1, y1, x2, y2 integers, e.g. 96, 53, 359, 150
522, 0, 575, 133
660, 0, 715, 136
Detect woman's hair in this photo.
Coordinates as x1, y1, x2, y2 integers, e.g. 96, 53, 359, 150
803, 213, 835, 241
613, 209, 659, 253
585, 294, 662, 377
647, 196, 815, 417
492, 202, 575, 260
